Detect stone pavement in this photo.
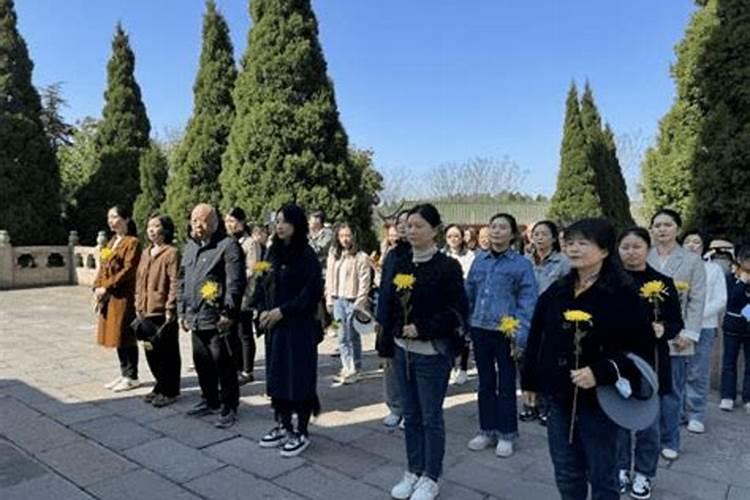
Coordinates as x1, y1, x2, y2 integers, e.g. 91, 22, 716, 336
1, 286, 749, 500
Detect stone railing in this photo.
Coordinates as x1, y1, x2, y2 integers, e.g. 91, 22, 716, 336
0, 230, 108, 290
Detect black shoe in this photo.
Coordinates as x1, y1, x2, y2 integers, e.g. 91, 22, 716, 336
238, 371, 254, 385
280, 432, 310, 458
260, 425, 287, 448
214, 408, 237, 429
152, 394, 177, 408
186, 400, 220, 417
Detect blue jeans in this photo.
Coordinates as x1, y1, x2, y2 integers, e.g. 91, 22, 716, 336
660, 356, 687, 451
334, 298, 361, 373
685, 328, 716, 423
546, 398, 620, 500
617, 413, 660, 478
394, 345, 451, 481
471, 327, 518, 440
384, 358, 402, 416
720, 333, 750, 403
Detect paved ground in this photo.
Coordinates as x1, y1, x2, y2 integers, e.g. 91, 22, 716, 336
1, 286, 749, 500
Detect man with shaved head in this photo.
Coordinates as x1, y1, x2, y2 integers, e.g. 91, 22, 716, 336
178, 203, 246, 428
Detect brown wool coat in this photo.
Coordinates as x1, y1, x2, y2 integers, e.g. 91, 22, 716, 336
94, 236, 141, 348
135, 244, 179, 316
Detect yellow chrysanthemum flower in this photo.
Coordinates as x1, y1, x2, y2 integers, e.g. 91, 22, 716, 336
393, 273, 416, 291
253, 261, 272, 274
100, 247, 113, 261
675, 281, 690, 293
498, 315, 520, 338
200, 280, 220, 301
564, 310, 592, 323
640, 280, 668, 302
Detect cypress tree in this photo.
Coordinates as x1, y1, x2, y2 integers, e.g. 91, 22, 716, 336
163, 0, 236, 240
642, 1, 718, 221
548, 83, 603, 225
0, 0, 63, 244
133, 142, 169, 232
220, 0, 375, 240
74, 24, 151, 243
602, 123, 634, 229
691, 0, 750, 241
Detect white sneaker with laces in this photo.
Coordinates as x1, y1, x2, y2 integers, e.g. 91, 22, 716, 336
686, 420, 704, 434
104, 376, 123, 390
390, 471, 420, 500
744, 402, 750, 413
630, 473, 652, 499
467, 433, 495, 451
112, 377, 141, 392
495, 439, 514, 458
383, 412, 402, 428
410, 476, 439, 500
660, 448, 678, 461
719, 398, 734, 411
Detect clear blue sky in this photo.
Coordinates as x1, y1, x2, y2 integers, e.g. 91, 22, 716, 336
16, 0, 695, 196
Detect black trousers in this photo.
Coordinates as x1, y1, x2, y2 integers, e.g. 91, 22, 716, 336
117, 345, 139, 379
144, 317, 181, 397
230, 310, 256, 374
192, 329, 240, 410
273, 397, 319, 436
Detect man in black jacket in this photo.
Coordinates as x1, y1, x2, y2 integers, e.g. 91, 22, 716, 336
178, 203, 246, 428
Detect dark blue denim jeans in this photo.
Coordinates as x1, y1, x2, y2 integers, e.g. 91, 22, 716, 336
393, 345, 451, 481
546, 397, 620, 500
720, 333, 750, 403
617, 413, 660, 478
471, 327, 518, 439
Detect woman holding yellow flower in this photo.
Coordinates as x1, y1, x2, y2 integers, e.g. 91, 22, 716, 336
94, 206, 142, 393
647, 209, 706, 462
521, 218, 652, 500
617, 227, 683, 498
382, 204, 468, 500
464, 213, 537, 458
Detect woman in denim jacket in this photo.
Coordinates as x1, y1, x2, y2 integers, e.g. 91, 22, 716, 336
465, 213, 538, 458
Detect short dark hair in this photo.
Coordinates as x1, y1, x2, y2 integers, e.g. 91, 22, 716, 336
227, 206, 247, 222
489, 213, 519, 244
531, 220, 561, 253
650, 208, 683, 228
681, 228, 708, 249
565, 218, 631, 291
310, 210, 326, 224
618, 226, 651, 248
147, 211, 175, 244
407, 203, 442, 228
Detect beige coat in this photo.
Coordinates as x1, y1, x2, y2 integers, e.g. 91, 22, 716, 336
94, 236, 141, 348
325, 249, 371, 311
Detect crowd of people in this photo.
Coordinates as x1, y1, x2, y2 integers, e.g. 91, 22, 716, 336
90, 201, 749, 500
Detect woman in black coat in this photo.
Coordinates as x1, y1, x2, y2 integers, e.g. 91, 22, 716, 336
256, 204, 322, 458
521, 218, 653, 500
616, 226, 683, 497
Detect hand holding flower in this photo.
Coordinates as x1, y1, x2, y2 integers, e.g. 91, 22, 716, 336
402, 324, 418, 339
570, 367, 597, 389
652, 322, 665, 339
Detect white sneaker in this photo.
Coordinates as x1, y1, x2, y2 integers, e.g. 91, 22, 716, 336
104, 376, 123, 389
744, 402, 750, 414
467, 433, 495, 451
719, 399, 734, 411
383, 412, 402, 428
390, 471, 420, 500
630, 473, 652, 499
660, 448, 678, 461
410, 476, 439, 500
686, 420, 705, 434
495, 439, 514, 458
451, 369, 468, 385
112, 377, 141, 392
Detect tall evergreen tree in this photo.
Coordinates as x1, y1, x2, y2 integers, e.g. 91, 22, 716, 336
133, 142, 169, 232
220, 0, 375, 241
163, 0, 236, 240
691, 0, 750, 240
602, 123, 634, 229
0, 0, 63, 244
641, 1, 718, 221
74, 24, 151, 243
548, 83, 602, 224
